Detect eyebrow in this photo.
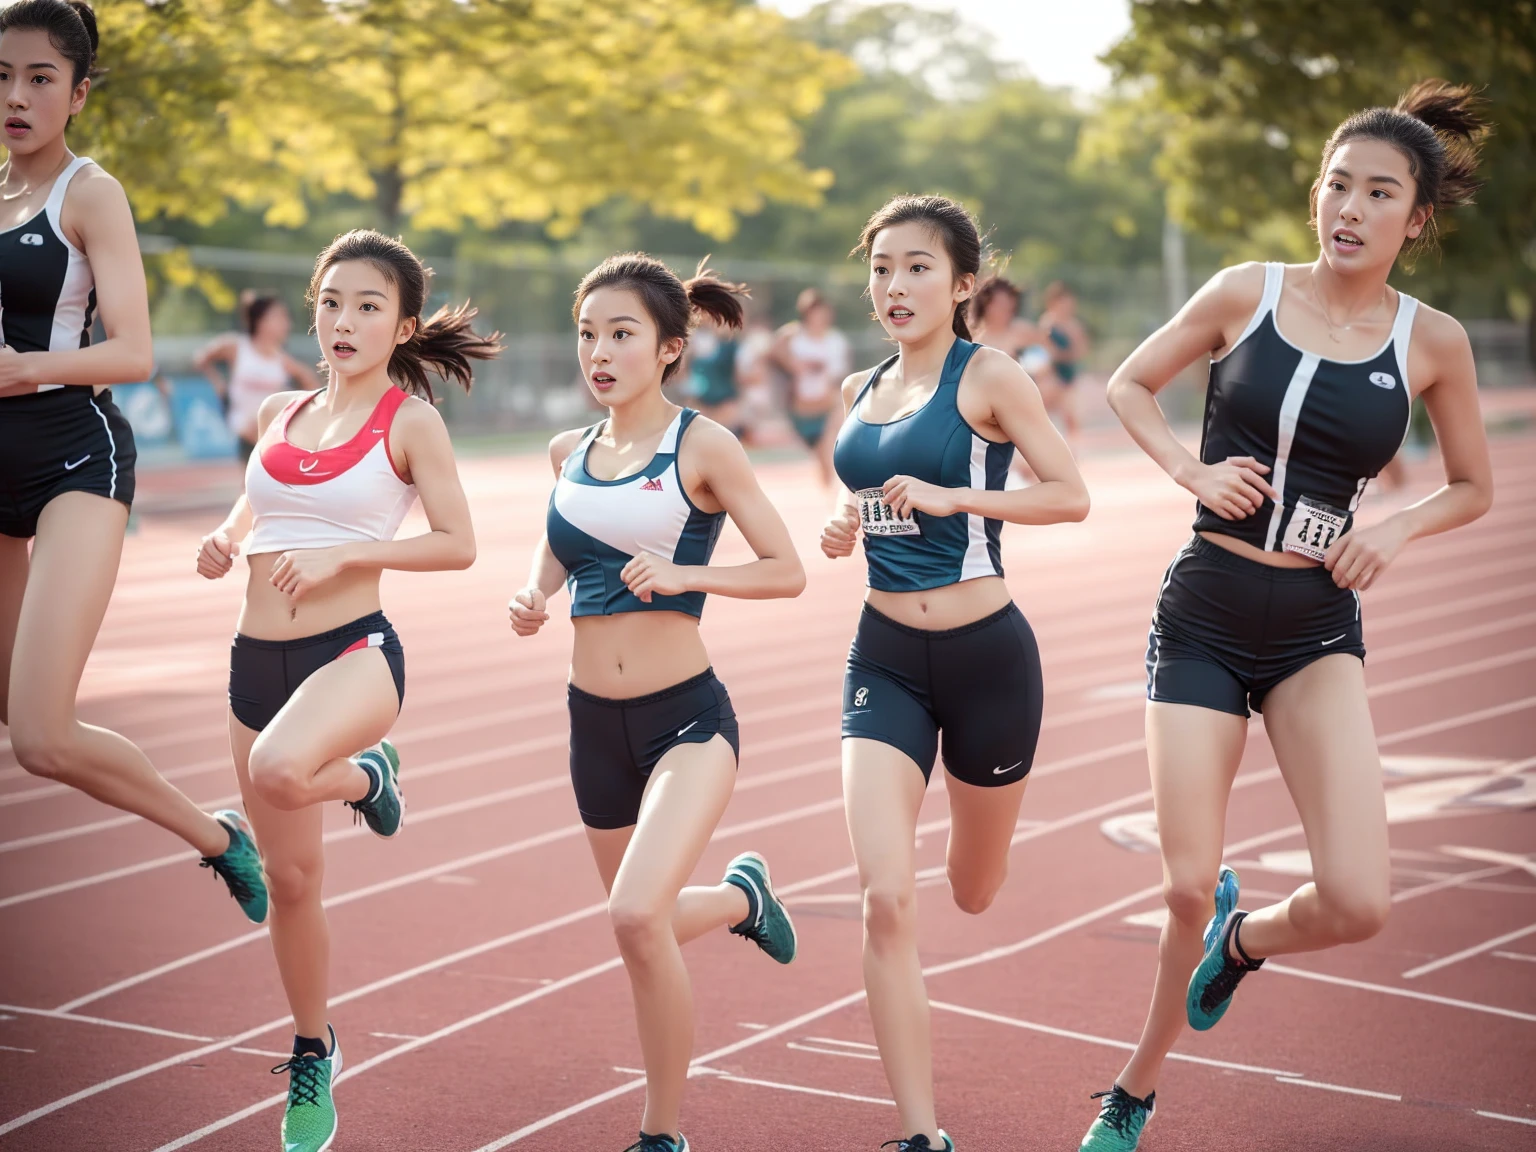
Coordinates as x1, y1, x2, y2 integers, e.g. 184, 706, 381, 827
871, 249, 937, 261
0, 60, 60, 70
580, 315, 641, 325
1329, 167, 1404, 188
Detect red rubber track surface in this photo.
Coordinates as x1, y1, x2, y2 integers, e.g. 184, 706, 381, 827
1, 432, 1533, 1152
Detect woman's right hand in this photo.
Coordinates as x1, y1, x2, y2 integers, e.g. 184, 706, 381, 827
820, 504, 859, 559
1185, 456, 1280, 520
508, 587, 549, 637
196, 531, 239, 579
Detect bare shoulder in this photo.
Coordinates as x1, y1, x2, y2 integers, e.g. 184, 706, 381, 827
67, 162, 129, 211
968, 342, 1028, 384
1205, 261, 1268, 312
681, 411, 750, 463
548, 425, 591, 472
255, 389, 309, 434
395, 391, 449, 433
1412, 300, 1472, 358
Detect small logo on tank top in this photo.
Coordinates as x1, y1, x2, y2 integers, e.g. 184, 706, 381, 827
1368, 371, 1397, 389
298, 458, 330, 476
640, 476, 664, 492
19, 233, 44, 246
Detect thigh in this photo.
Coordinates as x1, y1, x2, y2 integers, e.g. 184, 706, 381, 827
944, 771, 1029, 881
609, 735, 738, 913
934, 606, 1043, 786
1260, 655, 1389, 897
253, 647, 399, 771
8, 492, 128, 731
0, 534, 29, 724
1146, 701, 1248, 886
229, 711, 324, 867
587, 825, 637, 894
843, 738, 928, 890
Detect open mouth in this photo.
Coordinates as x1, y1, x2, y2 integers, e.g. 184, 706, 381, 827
331, 341, 357, 357
4, 118, 30, 137
591, 371, 616, 388
1333, 229, 1363, 250
887, 306, 913, 322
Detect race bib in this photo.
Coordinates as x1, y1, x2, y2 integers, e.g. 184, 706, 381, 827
1283, 496, 1347, 561
855, 487, 920, 537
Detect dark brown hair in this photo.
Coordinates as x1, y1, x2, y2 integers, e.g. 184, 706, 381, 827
1310, 79, 1489, 259
796, 287, 829, 318
970, 275, 1021, 328
854, 194, 983, 341
0, 0, 97, 87
306, 230, 502, 403
573, 253, 748, 384
239, 291, 284, 338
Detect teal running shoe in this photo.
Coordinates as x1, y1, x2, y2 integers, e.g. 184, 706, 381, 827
345, 739, 403, 838
1080, 1085, 1155, 1150
724, 851, 797, 964
624, 1134, 689, 1151
1186, 909, 1264, 1031
880, 1134, 954, 1151
199, 809, 267, 924
273, 1026, 340, 1152
1204, 865, 1240, 953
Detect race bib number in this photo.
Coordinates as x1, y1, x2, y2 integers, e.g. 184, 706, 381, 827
1283, 496, 1347, 561
855, 487, 920, 537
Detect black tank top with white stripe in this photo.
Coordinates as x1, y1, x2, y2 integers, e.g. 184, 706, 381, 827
1193, 262, 1416, 555
0, 156, 98, 391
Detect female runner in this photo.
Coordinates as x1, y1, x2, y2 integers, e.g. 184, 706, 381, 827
776, 287, 851, 489
822, 195, 1090, 1150
0, 0, 265, 920
195, 229, 499, 1152
1079, 81, 1494, 1150
510, 254, 805, 1152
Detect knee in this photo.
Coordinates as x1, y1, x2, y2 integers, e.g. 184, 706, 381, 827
11, 724, 74, 781
608, 895, 670, 961
248, 743, 310, 811
949, 865, 1004, 916
1315, 886, 1390, 944
263, 855, 323, 907
862, 882, 916, 943
1163, 876, 1215, 930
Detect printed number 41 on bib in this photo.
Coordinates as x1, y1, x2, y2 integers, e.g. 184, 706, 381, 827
1284, 496, 1347, 562
855, 488, 920, 537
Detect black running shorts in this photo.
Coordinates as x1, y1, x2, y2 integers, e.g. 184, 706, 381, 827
229, 611, 406, 732
567, 668, 739, 830
1146, 535, 1365, 717
0, 387, 136, 538
842, 602, 1044, 786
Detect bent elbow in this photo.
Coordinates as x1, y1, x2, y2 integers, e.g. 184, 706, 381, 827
1069, 490, 1092, 522
780, 560, 807, 599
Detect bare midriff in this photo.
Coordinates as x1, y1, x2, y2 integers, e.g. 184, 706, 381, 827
1198, 530, 1321, 569
238, 552, 383, 640
570, 612, 712, 699
865, 573, 1013, 632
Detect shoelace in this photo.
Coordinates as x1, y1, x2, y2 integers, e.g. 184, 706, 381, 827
622, 1135, 680, 1152
1089, 1087, 1145, 1135
271, 1055, 327, 1108
879, 1139, 942, 1151
200, 855, 256, 904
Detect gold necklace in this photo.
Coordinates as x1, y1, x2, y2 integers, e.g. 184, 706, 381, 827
1308, 267, 1386, 344
0, 152, 71, 204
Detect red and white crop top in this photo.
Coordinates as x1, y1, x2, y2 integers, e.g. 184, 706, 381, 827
245, 387, 417, 555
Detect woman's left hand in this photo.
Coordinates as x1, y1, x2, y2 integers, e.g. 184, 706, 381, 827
270, 547, 349, 599
882, 474, 960, 519
0, 346, 37, 396
1324, 518, 1411, 590
621, 551, 691, 603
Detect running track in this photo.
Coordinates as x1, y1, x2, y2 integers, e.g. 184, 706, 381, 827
1, 431, 1533, 1151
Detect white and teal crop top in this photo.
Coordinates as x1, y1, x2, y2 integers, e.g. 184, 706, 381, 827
546, 408, 725, 618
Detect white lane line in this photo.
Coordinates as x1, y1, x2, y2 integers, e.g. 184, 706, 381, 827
368, 1032, 421, 1041
1476, 1110, 1536, 1127
801, 1037, 879, 1050
1401, 923, 1536, 980
0, 1045, 36, 1053
928, 1001, 1303, 1078
1274, 1076, 1401, 1102
0, 1004, 213, 1043
1265, 963, 1536, 1022
1492, 951, 1536, 963
1439, 844, 1536, 879
1392, 865, 1512, 904
785, 1041, 883, 1061
229, 1048, 288, 1060
691, 1065, 895, 1108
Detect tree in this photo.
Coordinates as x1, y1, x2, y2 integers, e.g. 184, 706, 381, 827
72, 0, 855, 238
1105, 0, 1536, 319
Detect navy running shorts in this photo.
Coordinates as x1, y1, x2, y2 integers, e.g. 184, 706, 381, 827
0, 387, 136, 538
1146, 534, 1365, 717
567, 668, 739, 830
229, 611, 406, 732
842, 602, 1043, 786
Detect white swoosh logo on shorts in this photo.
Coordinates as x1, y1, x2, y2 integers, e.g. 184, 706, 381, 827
64, 454, 91, 470
677, 721, 699, 736
1321, 633, 1348, 646
993, 761, 1024, 775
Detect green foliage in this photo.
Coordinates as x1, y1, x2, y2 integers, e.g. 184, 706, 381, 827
1106, 0, 1536, 315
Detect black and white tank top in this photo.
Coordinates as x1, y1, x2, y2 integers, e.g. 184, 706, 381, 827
0, 155, 98, 393
1193, 262, 1416, 559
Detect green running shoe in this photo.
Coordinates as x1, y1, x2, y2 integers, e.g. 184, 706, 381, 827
724, 851, 797, 964
1204, 865, 1240, 954
345, 739, 403, 838
273, 1026, 341, 1152
1186, 909, 1264, 1031
1080, 1085, 1155, 1150
199, 809, 267, 924
623, 1134, 689, 1151
879, 1133, 954, 1150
